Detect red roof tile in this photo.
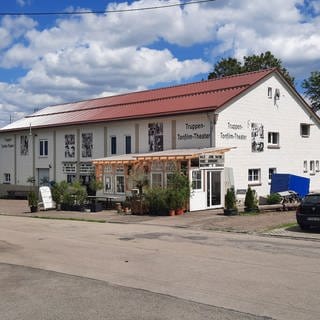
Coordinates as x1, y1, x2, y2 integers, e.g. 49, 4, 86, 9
1, 68, 276, 132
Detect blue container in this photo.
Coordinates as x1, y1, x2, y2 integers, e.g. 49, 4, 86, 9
270, 174, 310, 197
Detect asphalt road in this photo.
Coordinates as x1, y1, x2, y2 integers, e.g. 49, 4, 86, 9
0, 215, 320, 320
0, 263, 269, 320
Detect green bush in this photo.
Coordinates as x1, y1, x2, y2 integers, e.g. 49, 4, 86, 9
144, 187, 168, 215
244, 187, 259, 212
52, 181, 69, 205
225, 188, 237, 210
266, 193, 282, 204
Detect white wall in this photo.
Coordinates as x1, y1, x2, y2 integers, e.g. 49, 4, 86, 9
215, 73, 320, 199
0, 134, 15, 184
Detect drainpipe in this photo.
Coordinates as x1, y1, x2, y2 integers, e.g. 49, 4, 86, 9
207, 112, 218, 147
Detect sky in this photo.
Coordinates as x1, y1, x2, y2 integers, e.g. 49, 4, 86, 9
0, 0, 319, 127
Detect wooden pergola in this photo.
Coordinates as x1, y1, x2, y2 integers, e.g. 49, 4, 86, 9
92, 147, 233, 189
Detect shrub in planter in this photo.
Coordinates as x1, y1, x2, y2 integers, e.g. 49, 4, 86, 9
27, 191, 38, 212
88, 176, 103, 196
224, 188, 238, 215
266, 193, 282, 205
167, 171, 191, 212
144, 187, 168, 215
244, 187, 259, 212
60, 181, 88, 211
51, 181, 69, 210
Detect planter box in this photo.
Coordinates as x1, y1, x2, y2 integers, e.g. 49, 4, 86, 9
224, 208, 238, 216
61, 204, 85, 212
90, 202, 103, 212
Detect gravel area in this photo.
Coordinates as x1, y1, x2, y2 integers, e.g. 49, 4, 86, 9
0, 199, 297, 233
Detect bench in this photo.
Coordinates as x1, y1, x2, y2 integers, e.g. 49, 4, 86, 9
7, 190, 29, 199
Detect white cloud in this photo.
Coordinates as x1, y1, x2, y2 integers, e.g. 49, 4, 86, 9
0, 0, 320, 127
0, 16, 36, 51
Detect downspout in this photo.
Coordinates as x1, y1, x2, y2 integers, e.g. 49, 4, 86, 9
207, 112, 218, 147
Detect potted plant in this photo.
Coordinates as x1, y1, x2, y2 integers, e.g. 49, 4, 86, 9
165, 189, 177, 216
144, 187, 168, 215
244, 186, 259, 213
27, 190, 38, 213
51, 181, 68, 210
87, 176, 104, 212
224, 188, 238, 215
88, 176, 103, 196
167, 171, 191, 215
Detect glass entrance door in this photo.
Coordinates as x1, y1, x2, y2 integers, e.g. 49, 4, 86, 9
206, 171, 221, 207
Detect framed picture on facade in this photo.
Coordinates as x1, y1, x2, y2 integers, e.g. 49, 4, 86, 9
82, 133, 93, 157
20, 135, 29, 156
148, 122, 163, 152
251, 123, 264, 152
65, 134, 75, 158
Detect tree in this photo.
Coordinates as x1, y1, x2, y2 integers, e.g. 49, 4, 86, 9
208, 57, 242, 79
302, 71, 320, 111
208, 51, 294, 86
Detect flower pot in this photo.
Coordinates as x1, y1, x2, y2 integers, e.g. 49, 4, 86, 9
224, 208, 238, 216
175, 208, 184, 215
168, 209, 175, 216
30, 206, 38, 213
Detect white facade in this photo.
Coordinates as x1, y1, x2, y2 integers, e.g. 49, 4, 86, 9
1, 71, 320, 210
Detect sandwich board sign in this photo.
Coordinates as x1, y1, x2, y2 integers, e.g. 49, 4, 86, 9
39, 186, 54, 210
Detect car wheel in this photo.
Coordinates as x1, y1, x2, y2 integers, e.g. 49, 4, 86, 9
299, 223, 310, 231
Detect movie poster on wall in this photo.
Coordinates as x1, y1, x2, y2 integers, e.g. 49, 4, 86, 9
251, 123, 264, 152
82, 133, 93, 157
65, 134, 75, 158
20, 135, 29, 155
148, 123, 163, 152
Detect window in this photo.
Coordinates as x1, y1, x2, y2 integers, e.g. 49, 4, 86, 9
104, 175, 113, 193
192, 170, 202, 190
248, 169, 261, 184
300, 124, 310, 137
303, 160, 308, 173
268, 132, 279, 147
316, 161, 319, 172
67, 174, 76, 183
115, 175, 125, 193
125, 135, 131, 154
111, 136, 117, 155
39, 139, 48, 157
4, 173, 11, 184
268, 168, 277, 181
267, 87, 272, 98
310, 161, 315, 175
151, 173, 162, 188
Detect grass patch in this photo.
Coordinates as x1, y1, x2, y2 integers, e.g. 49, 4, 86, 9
32, 216, 106, 223
265, 222, 298, 232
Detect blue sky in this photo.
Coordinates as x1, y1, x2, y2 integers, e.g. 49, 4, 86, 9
0, 0, 319, 127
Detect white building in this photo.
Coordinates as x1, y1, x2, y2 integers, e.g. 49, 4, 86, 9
1, 68, 319, 211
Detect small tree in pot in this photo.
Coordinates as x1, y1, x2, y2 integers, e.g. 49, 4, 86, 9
27, 176, 38, 213
224, 188, 238, 216
244, 187, 259, 213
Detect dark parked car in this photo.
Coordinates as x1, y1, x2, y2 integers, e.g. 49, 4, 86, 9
296, 193, 320, 230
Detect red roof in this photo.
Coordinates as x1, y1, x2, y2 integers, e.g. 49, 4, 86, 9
1, 68, 277, 132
